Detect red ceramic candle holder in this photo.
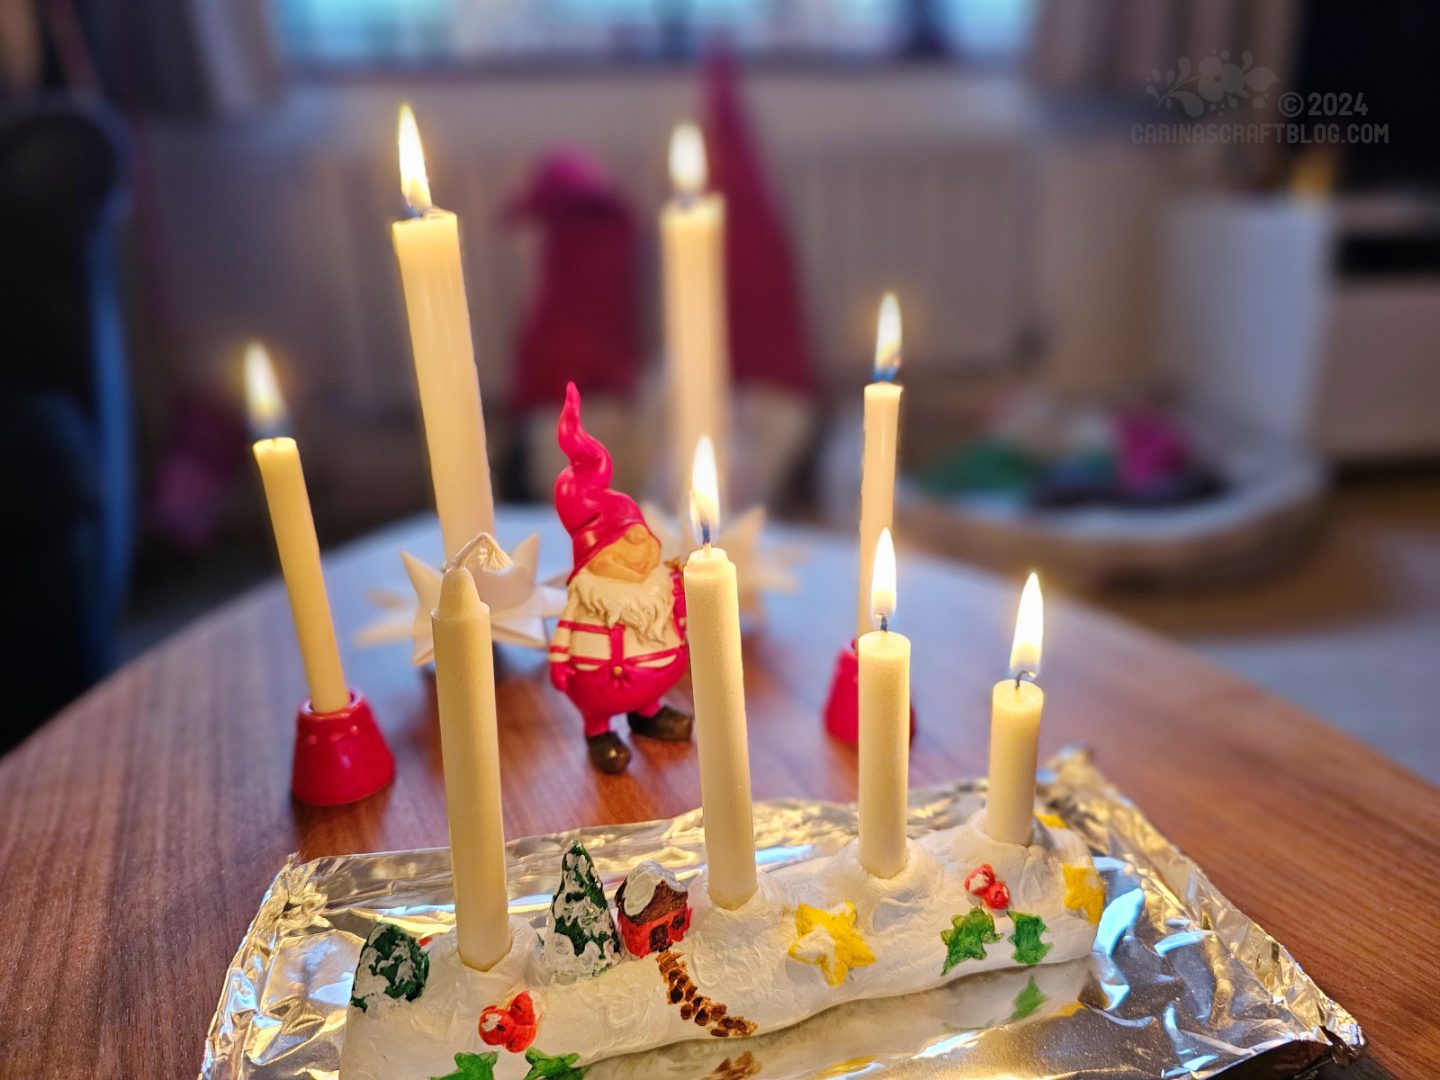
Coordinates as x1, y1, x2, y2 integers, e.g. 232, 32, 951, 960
292, 691, 395, 806
822, 641, 917, 744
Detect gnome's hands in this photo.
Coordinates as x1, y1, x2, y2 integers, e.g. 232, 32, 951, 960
549, 660, 571, 693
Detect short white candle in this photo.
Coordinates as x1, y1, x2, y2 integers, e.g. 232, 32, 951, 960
431, 566, 511, 970
857, 293, 903, 640
682, 436, 757, 910
984, 573, 1046, 846
393, 105, 496, 559
857, 528, 911, 878
662, 122, 729, 515
247, 344, 348, 716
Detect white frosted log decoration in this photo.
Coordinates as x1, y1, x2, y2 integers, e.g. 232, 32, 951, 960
341, 812, 1102, 1080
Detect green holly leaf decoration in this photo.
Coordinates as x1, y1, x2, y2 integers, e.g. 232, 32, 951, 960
522, 1046, 585, 1080
431, 1051, 499, 1080
940, 907, 1002, 974
1009, 975, 1047, 1021
1009, 912, 1051, 965
351, 923, 429, 1013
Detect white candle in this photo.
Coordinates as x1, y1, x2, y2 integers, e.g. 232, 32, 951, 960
856, 292, 903, 640
253, 436, 350, 715
984, 572, 1046, 846
430, 565, 511, 970
662, 122, 729, 515
682, 436, 757, 910
857, 528, 911, 878
246, 343, 349, 716
393, 105, 496, 560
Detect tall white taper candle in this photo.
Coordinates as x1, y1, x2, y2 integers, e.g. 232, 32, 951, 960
662, 122, 729, 515
431, 566, 511, 970
857, 293, 903, 640
393, 105, 496, 560
683, 436, 757, 910
857, 528, 911, 878
984, 573, 1045, 845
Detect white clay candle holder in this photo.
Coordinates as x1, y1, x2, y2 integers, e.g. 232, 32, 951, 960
340, 812, 1101, 1079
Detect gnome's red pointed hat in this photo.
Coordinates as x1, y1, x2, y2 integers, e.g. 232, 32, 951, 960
555, 381, 651, 580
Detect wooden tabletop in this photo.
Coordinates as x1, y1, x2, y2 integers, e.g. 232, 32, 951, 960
0, 508, 1435, 1077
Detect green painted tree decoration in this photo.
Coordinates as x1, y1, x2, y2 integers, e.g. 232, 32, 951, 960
1009, 912, 1052, 965
940, 907, 1002, 974
542, 842, 621, 981
431, 1051, 499, 1080
522, 1046, 585, 1079
350, 923, 429, 1013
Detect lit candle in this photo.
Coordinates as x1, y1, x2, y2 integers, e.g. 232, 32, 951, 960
984, 573, 1045, 845
393, 104, 496, 560
857, 528, 911, 878
247, 344, 349, 715
856, 292, 903, 640
430, 565, 511, 970
682, 436, 757, 910
662, 122, 729, 515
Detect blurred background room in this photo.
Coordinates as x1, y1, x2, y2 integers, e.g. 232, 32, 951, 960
1, 0, 1436, 778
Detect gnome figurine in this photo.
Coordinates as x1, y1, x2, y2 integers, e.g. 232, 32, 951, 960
550, 382, 692, 773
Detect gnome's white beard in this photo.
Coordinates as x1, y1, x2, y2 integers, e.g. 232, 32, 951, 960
570, 565, 676, 650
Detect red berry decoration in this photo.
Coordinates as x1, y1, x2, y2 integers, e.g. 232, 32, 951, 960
982, 880, 1011, 911
964, 864, 996, 897
964, 864, 1010, 911
478, 991, 537, 1053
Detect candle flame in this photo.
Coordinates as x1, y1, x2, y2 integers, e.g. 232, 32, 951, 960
870, 527, 897, 629
243, 341, 288, 437
397, 104, 432, 214
874, 291, 902, 380
669, 122, 706, 198
689, 435, 720, 545
1009, 572, 1043, 677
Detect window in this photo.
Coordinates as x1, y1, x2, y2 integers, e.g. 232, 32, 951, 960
276, 0, 1036, 69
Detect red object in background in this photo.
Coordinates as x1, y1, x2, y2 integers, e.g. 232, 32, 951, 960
478, 992, 538, 1053
147, 388, 248, 552
505, 149, 642, 415
702, 50, 818, 399
822, 641, 917, 743
1116, 411, 1194, 495
291, 691, 394, 806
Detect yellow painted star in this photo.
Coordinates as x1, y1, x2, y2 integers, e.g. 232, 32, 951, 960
788, 902, 876, 988
1034, 811, 1068, 830
1062, 864, 1106, 925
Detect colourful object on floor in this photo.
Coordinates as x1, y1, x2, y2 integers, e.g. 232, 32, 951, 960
291, 691, 395, 807
918, 438, 1040, 497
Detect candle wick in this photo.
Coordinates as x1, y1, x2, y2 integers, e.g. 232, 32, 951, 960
873, 361, 900, 384
878, 614, 889, 633
1013, 670, 1035, 690
700, 521, 712, 547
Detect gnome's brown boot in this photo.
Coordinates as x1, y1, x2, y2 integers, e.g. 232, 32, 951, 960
586, 731, 632, 774
628, 706, 693, 742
